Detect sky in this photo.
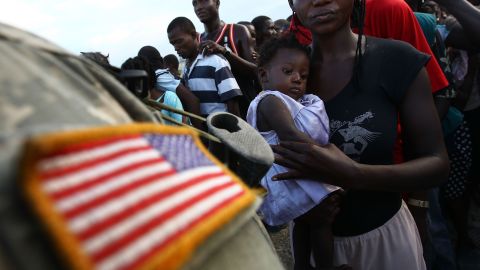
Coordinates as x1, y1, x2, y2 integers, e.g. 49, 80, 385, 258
0, 0, 291, 66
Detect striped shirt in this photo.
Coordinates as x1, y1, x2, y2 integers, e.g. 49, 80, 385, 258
183, 53, 242, 116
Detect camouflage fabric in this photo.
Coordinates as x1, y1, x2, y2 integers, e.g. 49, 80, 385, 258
0, 22, 284, 270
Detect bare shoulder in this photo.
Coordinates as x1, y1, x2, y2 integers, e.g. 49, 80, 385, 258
233, 23, 249, 35
232, 23, 250, 41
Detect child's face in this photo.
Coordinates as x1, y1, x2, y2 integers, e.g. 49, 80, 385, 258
260, 48, 309, 100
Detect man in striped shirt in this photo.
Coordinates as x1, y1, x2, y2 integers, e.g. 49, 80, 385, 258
167, 17, 242, 117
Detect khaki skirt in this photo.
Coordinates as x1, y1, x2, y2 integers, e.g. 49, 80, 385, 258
333, 201, 426, 270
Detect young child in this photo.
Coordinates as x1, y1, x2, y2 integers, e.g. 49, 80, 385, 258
246, 35, 344, 270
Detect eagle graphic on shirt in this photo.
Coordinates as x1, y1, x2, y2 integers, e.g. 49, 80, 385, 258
330, 111, 382, 158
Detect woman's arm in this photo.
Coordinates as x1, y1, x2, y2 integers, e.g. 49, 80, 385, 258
273, 68, 449, 192
435, 0, 480, 47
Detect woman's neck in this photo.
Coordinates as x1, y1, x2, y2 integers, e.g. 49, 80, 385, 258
311, 25, 358, 62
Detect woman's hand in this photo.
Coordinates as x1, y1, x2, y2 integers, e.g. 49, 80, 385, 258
271, 141, 358, 188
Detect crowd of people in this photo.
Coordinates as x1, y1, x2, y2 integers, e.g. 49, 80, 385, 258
80, 0, 480, 269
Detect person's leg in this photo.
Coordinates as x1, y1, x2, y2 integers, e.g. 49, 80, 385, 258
427, 188, 458, 270
464, 107, 480, 186
299, 195, 348, 270
310, 224, 334, 270
441, 121, 473, 250
292, 220, 312, 270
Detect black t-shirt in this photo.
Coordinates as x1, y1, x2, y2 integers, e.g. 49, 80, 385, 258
326, 37, 430, 236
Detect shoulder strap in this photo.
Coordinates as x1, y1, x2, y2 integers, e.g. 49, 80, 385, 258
228, 24, 238, 55
214, 24, 238, 55
214, 24, 229, 44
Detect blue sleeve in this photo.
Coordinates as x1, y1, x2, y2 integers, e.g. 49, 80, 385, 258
155, 69, 180, 93
163, 91, 184, 123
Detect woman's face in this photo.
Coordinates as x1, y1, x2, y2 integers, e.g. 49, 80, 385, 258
292, 0, 354, 35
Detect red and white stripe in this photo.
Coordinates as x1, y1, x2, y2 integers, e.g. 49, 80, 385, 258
37, 136, 245, 270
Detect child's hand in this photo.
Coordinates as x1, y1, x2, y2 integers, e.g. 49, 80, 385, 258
296, 191, 344, 226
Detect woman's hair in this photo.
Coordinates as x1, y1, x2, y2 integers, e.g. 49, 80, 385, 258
257, 33, 310, 68
138, 46, 164, 71
121, 56, 155, 89
351, 0, 366, 90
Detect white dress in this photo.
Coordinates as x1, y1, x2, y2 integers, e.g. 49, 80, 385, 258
247, 90, 339, 226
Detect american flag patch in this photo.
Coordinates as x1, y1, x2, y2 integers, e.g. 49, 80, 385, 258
21, 124, 255, 270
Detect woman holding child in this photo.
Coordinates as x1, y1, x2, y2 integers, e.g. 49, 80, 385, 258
270, 0, 450, 269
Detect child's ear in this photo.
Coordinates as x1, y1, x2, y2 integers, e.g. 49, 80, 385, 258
258, 67, 268, 83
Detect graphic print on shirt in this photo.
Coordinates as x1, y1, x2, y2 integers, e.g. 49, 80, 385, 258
330, 111, 382, 159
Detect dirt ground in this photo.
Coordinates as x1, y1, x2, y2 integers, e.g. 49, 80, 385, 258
268, 227, 294, 270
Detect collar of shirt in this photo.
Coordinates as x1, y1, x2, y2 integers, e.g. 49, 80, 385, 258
184, 53, 205, 82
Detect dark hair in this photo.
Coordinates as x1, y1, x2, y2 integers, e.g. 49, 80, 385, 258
163, 54, 179, 69
251, 16, 271, 32
137, 46, 163, 71
257, 33, 310, 68
287, 0, 366, 90
80, 52, 120, 75
121, 56, 155, 89
274, 19, 290, 31
351, 0, 366, 90
237, 21, 253, 27
167, 17, 196, 34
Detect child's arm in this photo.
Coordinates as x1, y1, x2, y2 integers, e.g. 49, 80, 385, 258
257, 95, 317, 144
226, 98, 241, 117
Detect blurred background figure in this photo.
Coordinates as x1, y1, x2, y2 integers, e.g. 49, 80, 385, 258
121, 55, 186, 125
251, 15, 278, 49
137, 45, 203, 130
274, 19, 290, 36
238, 20, 258, 52
163, 54, 181, 79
